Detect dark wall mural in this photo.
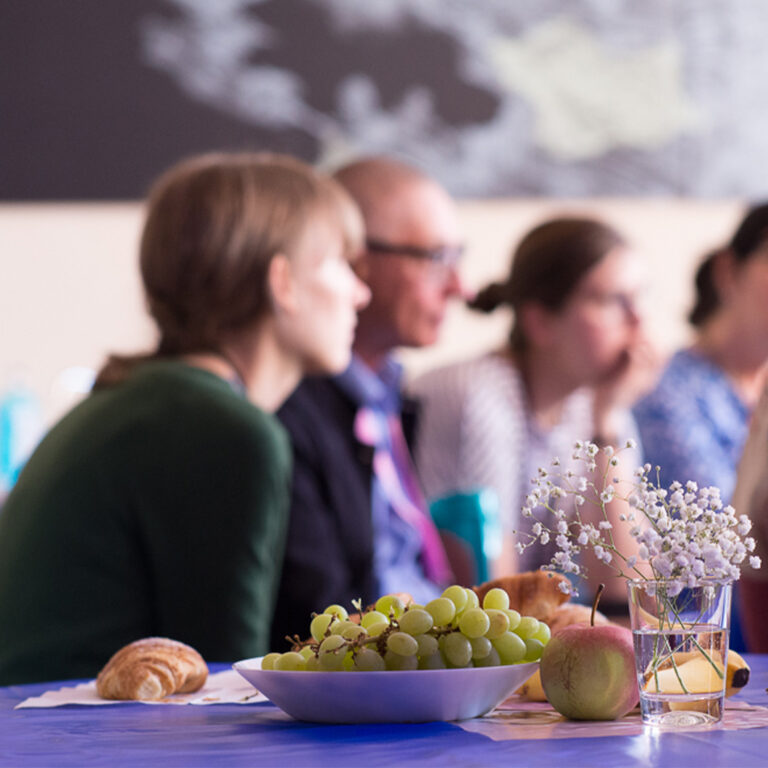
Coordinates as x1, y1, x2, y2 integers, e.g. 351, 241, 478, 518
3, 0, 768, 200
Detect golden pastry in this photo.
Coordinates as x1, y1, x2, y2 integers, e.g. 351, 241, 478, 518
96, 637, 208, 701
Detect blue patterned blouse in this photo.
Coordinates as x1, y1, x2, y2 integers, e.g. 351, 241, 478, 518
633, 348, 750, 503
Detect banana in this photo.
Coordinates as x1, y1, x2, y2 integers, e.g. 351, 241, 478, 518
725, 650, 750, 697
642, 650, 750, 698
516, 668, 547, 701
518, 650, 750, 703
644, 655, 724, 695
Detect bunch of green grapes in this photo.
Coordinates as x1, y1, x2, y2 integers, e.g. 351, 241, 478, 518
262, 584, 550, 672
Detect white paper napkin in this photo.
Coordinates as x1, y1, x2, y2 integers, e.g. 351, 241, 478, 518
15, 668, 266, 709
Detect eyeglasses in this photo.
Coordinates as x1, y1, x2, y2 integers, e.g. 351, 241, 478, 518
577, 289, 643, 317
365, 238, 464, 267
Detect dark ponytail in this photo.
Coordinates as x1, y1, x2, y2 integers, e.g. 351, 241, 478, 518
467, 281, 511, 314
688, 251, 721, 328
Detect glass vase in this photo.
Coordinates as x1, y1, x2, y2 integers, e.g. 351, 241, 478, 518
627, 579, 732, 727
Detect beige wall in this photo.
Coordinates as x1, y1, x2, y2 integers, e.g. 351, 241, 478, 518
0, 199, 744, 428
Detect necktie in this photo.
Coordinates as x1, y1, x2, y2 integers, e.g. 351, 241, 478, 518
355, 406, 452, 585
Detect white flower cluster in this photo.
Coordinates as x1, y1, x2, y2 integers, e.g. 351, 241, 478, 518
515, 440, 761, 595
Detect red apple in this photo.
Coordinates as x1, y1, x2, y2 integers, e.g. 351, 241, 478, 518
539, 587, 639, 720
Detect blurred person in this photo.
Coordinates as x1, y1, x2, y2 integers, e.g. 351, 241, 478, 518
633, 203, 768, 651
270, 157, 462, 648
411, 218, 655, 601
0, 152, 370, 685
731, 384, 768, 652
633, 203, 768, 502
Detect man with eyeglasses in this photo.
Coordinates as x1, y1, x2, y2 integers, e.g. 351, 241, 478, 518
270, 157, 464, 649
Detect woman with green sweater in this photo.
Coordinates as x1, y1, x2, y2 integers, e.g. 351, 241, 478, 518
0, 152, 369, 684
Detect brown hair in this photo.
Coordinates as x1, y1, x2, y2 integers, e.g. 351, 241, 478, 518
469, 217, 627, 353
689, 202, 768, 328
687, 250, 721, 328
95, 152, 361, 388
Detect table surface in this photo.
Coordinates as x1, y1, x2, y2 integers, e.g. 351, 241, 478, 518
2, 656, 768, 768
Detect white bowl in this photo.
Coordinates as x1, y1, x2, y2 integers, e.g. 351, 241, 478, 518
233, 657, 538, 723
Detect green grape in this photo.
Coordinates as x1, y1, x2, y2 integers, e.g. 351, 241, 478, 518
524, 638, 545, 662
442, 584, 468, 613
386, 631, 419, 657
418, 652, 446, 670
469, 635, 492, 660
414, 633, 439, 657
261, 652, 281, 670
515, 616, 540, 640
304, 655, 321, 671
366, 621, 390, 638
324, 604, 349, 621
398, 608, 433, 635
492, 631, 526, 664
458, 607, 491, 639
298, 646, 315, 660
318, 635, 347, 670
330, 620, 358, 636
482, 587, 510, 611
472, 646, 501, 668
310, 613, 334, 641
484, 609, 510, 639
274, 652, 306, 671
425, 597, 456, 626
342, 650, 356, 671
443, 632, 473, 668
375, 594, 405, 619
533, 622, 551, 645
384, 650, 418, 670
341, 625, 368, 641
463, 588, 480, 610
352, 648, 386, 672
504, 609, 522, 632
361, 610, 388, 629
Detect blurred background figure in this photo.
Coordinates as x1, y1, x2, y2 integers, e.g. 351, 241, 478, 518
411, 217, 657, 602
732, 384, 768, 652
0, 152, 369, 685
633, 203, 768, 501
633, 202, 768, 651
271, 157, 463, 648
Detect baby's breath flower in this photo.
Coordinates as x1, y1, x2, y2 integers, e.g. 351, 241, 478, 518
516, 437, 760, 592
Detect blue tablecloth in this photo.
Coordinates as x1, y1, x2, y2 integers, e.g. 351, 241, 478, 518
2, 657, 768, 768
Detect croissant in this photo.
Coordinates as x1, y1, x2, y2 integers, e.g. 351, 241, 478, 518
474, 571, 571, 622
96, 637, 208, 701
